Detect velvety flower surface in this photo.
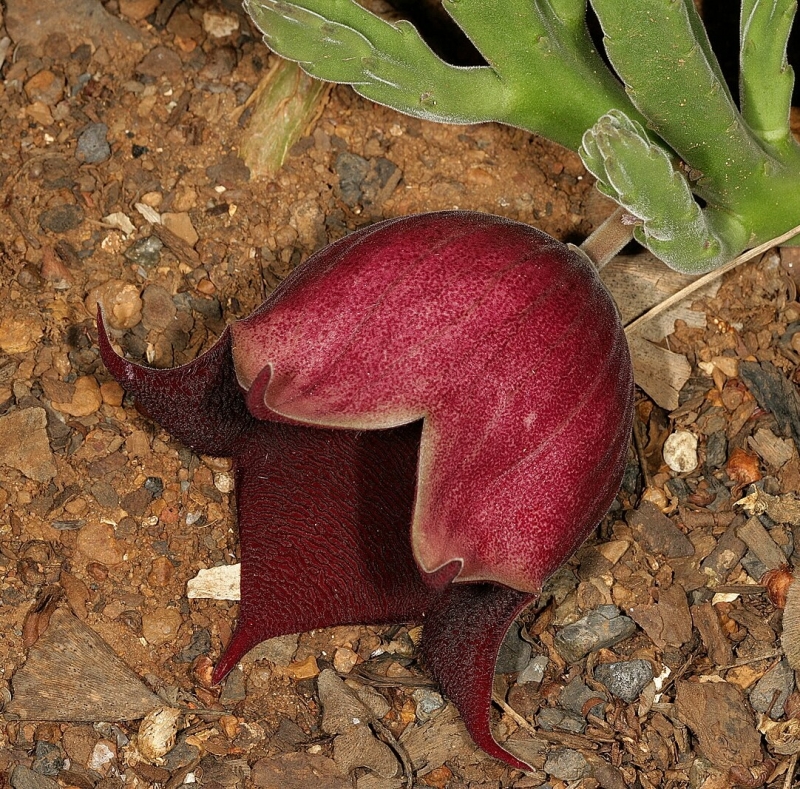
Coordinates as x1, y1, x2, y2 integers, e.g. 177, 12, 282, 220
99, 210, 633, 770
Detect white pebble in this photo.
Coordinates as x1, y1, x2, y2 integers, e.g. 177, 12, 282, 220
663, 430, 698, 473
214, 472, 234, 493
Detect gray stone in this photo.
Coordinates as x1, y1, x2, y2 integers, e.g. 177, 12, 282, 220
247, 633, 298, 666
495, 622, 532, 673
76, 123, 111, 163
594, 659, 654, 703
559, 676, 605, 718
705, 430, 728, 469
536, 707, 585, 734
161, 733, 201, 770
335, 152, 370, 208
554, 605, 637, 663
219, 666, 246, 704
124, 236, 163, 267
174, 628, 211, 663
10, 766, 59, 789
544, 748, 591, 781
32, 741, 64, 776
750, 658, 794, 719
206, 153, 251, 184
518, 654, 548, 685
90, 479, 119, 509
411, 688, 445, 723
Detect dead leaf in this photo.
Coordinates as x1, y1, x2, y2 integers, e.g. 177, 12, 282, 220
601, 252, 719, 410
675, 680, 762, 770
7, 608, 161, 721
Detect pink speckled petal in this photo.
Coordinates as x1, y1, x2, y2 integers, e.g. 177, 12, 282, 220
231, 211, 633, 592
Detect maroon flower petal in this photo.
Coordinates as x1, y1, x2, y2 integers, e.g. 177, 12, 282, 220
97, 309, 253, 457
99, 311, 540, 769
214, 417, 433, 680
421, 584, 536, 772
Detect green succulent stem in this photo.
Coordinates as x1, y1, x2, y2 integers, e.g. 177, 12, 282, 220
243, 0, 800, 273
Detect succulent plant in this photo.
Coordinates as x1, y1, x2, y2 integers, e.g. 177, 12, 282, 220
243, 0, 800, 273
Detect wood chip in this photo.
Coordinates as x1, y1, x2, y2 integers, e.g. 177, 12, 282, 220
399, 704, 478, 775
740, 361, 800, 453
782, 574, 800, 669
748, 428, 795, 468
737, 517, 786, 571
692, 602, 733, 667
628, 584, 693, 649
150, 221, 200, 265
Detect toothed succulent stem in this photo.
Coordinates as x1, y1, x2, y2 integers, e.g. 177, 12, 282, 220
243, 0, 800, 270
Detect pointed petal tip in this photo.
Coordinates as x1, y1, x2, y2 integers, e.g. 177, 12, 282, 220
421, 584, 537, 773
212, 624, 263, 684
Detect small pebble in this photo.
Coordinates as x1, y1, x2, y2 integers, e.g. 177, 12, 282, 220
142, 285, 177, 331
24, 69, 64, 105
162, 212, 199, 246
52, 375, 102, 417
161, 735, 201, 771
32, 741, 65, 776
544, 748, 591, 781
119, 0, 159, 21
0, 312, 43, 353
333, 646, 359, 674
87, 279, 142, 330
559, 676, 604, 718
214, 472, 234, 493
705, 430, 728, 469
100, 380, 125, 407
76, 122, 111, 163
9, 765, 59, 789
141, 607, 183, 645
87, 740, 116, 772
220, 667, 246, 704
412, 688, 445, 723
594, 659, 654, 703
148, 556, 173, 587
335, 152, 370, 208
750, 658, 794, 719
203, 10, 239, 37
103, 211, 135, 235
76, 521, 124, 566
554, 605, 636, 663
38, 203, 84, 233
144, 476, 164, 497
536, 707, 585, 734
663, 430, 699, 473
517, 654, 548, 685
0, 408, 56, 482
174, 628, 212, 663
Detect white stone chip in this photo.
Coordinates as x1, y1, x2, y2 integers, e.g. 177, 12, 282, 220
663, 429, 698, 473
187, 564, 241, 600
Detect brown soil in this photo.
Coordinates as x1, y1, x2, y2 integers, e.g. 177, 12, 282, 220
2, 1, 800, 788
